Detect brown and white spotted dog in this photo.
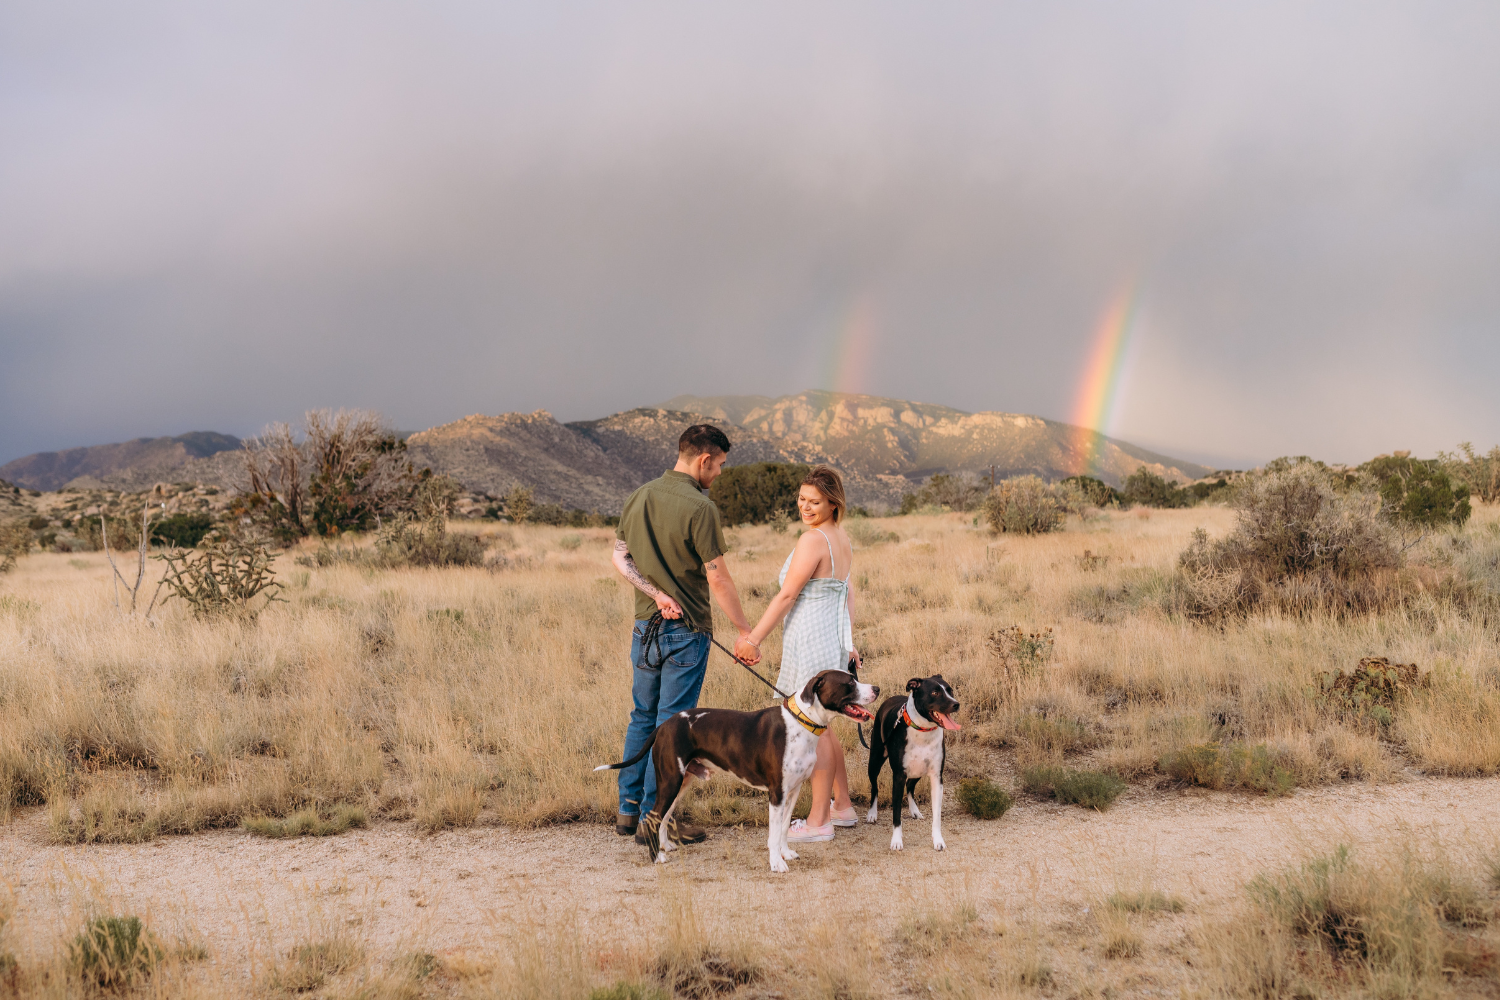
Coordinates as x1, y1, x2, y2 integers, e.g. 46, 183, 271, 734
595, 669, 879, 872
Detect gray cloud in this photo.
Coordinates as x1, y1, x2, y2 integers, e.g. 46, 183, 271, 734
2, 1, 1498, 469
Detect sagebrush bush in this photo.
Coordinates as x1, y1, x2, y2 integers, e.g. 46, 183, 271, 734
956, 777, 1013, 819
982, 476, 1083, 534
1160, 742, 1295, 796
1178, 463, 1402, 618
1020, 765, 1125, 810
69, 915, 162, 987
1122, 468, 1189, 508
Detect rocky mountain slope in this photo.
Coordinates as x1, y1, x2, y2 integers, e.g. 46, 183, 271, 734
671, 390, 1211, 486
1, 391, 1211, 515
0, 433, 242, 492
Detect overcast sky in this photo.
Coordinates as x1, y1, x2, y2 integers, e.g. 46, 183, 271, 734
2, 2, 1498, 469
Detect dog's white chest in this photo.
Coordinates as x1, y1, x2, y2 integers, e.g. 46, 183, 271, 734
902, 732, 944, 779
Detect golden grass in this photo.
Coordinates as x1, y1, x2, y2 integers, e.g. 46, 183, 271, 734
1, 506, 1498, 838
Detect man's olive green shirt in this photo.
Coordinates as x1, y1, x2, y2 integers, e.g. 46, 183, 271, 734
615, 470, 726, 630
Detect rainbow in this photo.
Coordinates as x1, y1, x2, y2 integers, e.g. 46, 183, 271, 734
821, 294, 877, 395
1068, 286, 1138, 476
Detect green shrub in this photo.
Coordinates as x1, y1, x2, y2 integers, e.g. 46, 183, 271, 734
1122, 468, 1189, 508
1362, 454, 1472, 529
1438, 442, 1500, 505
956, 778, 1013, 819
0, 522, 31, 573
69, 916, 163, 987
1106, 890, 1185, 914
1177, 463, 1401, 619
1311, 657, 1426, 725
899, 473, 988, 514
589, 984, 669, 1000
150, 512, 215, 548
242, 805, 368, 839
1061, 475, 1121, 507
982, 476, 1083, 534
1160, 742, 1295, 796
709, 463, 809, 526
1020, 766, 1125, 810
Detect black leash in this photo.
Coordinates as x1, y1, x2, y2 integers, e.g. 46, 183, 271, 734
639, 610, 789, 698
642, 611, 873, 746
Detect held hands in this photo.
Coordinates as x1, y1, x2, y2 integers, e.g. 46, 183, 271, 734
655, 594, 684, 619
733, 633, 761, 666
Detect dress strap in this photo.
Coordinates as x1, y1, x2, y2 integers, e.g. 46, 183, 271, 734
813, 527, 835, 579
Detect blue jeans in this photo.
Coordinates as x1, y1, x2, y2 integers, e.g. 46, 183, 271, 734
618, 618, 710, 818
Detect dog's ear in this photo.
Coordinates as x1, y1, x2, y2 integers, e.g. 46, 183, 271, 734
801, 674, 825, 705
906, 677, 923, 692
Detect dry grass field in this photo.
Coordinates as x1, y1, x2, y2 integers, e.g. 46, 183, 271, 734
2, 504, 1499, 997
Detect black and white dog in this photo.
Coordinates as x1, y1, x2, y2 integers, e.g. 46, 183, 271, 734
865, 675, 961, 851
595, 669, 879, 872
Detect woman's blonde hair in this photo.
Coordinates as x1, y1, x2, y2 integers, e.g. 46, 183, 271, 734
800, 466, 846, 522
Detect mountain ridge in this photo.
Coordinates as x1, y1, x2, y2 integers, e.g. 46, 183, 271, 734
0, 392, 1211, 511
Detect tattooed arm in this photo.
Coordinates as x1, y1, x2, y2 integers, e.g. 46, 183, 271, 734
612, 540, 683, 619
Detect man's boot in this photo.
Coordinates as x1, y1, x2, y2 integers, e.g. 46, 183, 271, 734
635, 815, 706, 845
615, 813, 638, 836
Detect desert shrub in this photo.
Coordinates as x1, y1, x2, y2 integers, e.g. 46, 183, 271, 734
529, 504, 605, 527
502, 485, 534, 523
69, 915, 163, 987
1177, 463, 1401, 618
83, 514, 142, 553
899, 472, 988, 514
956, 777, 1013, 819
0, 522, 30, 573
157, 532, 284, 617
708, 462, 809, 526
1020, 765, 1125, 809
1239, 843, 1495, 989
239, 409, 431, 541
149, 512, 215, 548
268, 937, 363, 993
1160, 742, 1295, 796
846, 516, 899, 546
1061, 475, 1121, 507
1311, 656, 1427, 728
1439, 442, 1500, 505
982, 476, 1083, 534
1362, 454, 1472, 531
242, 804, 368, 838
1107, 890, 1185, 914
375, 515, 488, 568
1122, 468, 1189, 508
590, 984, 669, 1000
1186, 478, 1230, 503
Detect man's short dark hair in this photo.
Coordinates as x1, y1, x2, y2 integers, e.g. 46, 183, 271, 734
678, 424, 731, 458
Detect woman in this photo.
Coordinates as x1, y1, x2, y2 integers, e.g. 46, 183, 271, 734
735, 466, 861, 843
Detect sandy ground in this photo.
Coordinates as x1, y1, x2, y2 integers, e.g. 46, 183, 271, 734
4, 776, 1499, 993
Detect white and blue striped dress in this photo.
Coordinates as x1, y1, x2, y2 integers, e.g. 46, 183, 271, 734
774, 527, 854, 696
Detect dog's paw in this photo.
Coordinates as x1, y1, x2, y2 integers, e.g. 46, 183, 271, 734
866, 804, 878, 824
655, 851, 668, 864
890, 830, 904, 851
781, 847, 799, 861
909, 801, 923, 819
770, 855, 789, 873
933, 835, 946, 851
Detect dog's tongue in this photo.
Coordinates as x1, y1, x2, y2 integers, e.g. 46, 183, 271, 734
931, 711, 962, 731
843, 705, 873, 722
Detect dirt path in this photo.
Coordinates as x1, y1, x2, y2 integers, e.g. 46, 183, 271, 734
4, 777, 1499, 992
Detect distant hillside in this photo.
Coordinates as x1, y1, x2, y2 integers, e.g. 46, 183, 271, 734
1, 390, 1212, 514
673, 390, 1211, 487
0, 432, 242, 492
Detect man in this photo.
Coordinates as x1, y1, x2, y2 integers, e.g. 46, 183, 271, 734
611, 423, 760, 844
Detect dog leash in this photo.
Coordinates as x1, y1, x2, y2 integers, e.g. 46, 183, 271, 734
638, 610, 790, 698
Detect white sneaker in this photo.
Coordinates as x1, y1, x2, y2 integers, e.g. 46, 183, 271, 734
829, 803, 859, 827
786, 819, 834, 843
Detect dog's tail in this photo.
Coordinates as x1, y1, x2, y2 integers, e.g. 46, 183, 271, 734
593, 730, 657, 772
